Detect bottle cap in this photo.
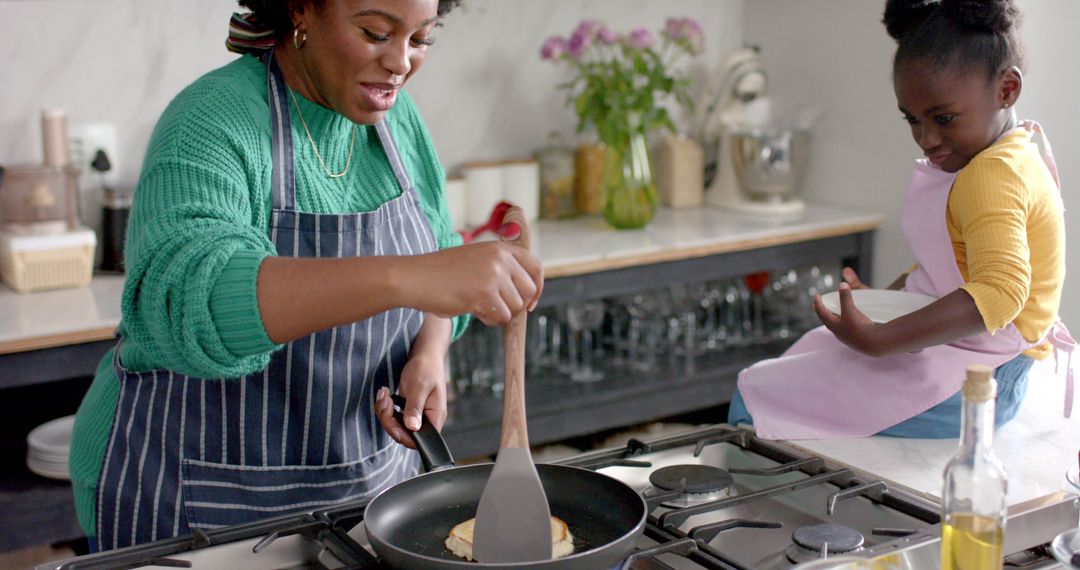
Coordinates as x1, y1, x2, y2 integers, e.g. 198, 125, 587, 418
962, 364, 996, 402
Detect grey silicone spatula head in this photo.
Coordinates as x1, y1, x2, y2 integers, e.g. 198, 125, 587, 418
472, 448, 553, 562
472, 206, 553, 563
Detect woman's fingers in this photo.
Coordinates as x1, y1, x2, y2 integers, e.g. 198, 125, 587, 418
501, 263, 533, 315
411, 241, 545, 325
473, 247, 542, 326
374, 387, 414, 448
398, 372, 448, 431
475, 297, 510, 326
510, 247, 545, 311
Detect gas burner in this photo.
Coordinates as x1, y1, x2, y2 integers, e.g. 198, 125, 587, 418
648, 464, 734, 507
784, 523, 865, 564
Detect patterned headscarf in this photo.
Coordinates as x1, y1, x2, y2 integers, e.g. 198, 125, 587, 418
225, 12, 277, 54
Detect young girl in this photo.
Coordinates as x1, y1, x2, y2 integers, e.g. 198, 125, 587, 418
728, 0, 1074, 440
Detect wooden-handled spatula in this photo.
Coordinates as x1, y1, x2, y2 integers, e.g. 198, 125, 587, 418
472, 206, 553, 563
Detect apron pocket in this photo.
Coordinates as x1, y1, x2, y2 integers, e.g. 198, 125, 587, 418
181, 444, 416, 530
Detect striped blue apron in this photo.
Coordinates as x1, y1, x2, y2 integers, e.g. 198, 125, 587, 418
94, 52, 432, 550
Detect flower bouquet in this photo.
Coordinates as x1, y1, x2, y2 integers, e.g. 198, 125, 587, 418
541, 18, 704, 228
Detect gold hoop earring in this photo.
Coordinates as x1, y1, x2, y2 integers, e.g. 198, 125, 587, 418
293, 27, 307, 50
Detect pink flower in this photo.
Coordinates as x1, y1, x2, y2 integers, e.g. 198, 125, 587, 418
627, 28, 654, 50
664, 18, 682, 39
540, 35, 568, 61
682, 18, 705, 55
575, 19, 601, 40
568, 27, 593, 59
664, 17, 705, 55
597, 25, 617, 45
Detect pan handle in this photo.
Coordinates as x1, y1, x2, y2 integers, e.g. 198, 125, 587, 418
390, 394, 456, 472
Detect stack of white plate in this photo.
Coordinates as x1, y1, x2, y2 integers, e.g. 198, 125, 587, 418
27, 415, 75, 480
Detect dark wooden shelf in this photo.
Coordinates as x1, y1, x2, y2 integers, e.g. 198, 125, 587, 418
442, 338, 796, 459
0, 339, 114, 391
0, 377, 91, 552
0, 460, 83, 552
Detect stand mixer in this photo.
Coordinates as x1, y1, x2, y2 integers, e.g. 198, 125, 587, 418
696, 45, 807, 216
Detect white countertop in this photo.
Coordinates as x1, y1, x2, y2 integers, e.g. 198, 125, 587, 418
0, 274, 123, 353
534, 203, 881, 277
0, 204, 881, 353
793, 357, 1080, 507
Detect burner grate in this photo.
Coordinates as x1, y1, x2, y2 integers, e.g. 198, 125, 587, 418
649, 465, 734, 495
792, 523, 865, 553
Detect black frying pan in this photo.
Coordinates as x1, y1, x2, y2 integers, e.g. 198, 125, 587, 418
363, 396, 647, 569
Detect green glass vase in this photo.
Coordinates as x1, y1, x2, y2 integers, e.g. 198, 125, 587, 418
601, 131, 657, 230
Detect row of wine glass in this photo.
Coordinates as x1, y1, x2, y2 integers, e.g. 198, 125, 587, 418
447, 261, 842, 397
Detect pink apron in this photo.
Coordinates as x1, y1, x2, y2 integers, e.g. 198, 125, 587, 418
738, 121, 1075, 440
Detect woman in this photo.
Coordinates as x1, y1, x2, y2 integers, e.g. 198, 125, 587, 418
69, 0, 543, 551
729, 0, 1074, 440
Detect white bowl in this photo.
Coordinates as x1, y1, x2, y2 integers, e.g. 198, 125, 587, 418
27, 415, 75, 456
819, 289, 937, 324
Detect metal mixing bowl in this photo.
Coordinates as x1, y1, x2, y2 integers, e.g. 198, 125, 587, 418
728, 127, 810, 203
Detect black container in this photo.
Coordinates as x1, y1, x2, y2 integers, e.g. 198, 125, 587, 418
100, 187, 130, 273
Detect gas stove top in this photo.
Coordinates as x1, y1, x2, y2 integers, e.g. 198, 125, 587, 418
40, 425, 1079, 569
569, 428, 939, 569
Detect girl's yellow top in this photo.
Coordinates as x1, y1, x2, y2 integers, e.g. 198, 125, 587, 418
948, 128, 1066, 359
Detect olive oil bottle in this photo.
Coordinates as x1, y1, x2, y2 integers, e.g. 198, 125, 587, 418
940, 365, 1007, 570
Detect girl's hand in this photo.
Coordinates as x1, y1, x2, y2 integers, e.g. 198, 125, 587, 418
842, 267, 869, 290
402, 235, 543, 326
374, 350, 447, 449
846, 266, 912, 291
814, 282, 886, 357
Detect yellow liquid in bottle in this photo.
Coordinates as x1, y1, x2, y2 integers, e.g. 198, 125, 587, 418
941, 513, 1003, 570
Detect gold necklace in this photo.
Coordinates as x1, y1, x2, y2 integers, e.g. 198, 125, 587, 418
288, 89, 357, 179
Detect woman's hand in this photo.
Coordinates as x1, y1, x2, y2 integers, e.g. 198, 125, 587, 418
401, 237, 544, 326
374, 316, 451, 449
814, 281, 887, 356
374, 351, 447, 449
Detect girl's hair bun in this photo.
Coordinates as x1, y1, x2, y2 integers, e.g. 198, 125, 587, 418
883, 0, 1025, 76
941, 0, 1020, 34
882, 0, 939, 41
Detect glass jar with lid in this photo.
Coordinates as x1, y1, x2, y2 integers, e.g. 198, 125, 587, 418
535, 132, 577, 219
573, 138, 605, 215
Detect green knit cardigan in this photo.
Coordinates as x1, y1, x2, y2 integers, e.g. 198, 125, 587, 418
69, 54, 466, 535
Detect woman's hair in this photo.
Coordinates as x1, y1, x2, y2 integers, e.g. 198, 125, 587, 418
882, 0, 1025, 79
238, 0, 463, 40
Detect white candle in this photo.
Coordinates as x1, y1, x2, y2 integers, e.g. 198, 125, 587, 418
502, 159, 540, 223
462, 161, 504, 228
444, 176, 468, 232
